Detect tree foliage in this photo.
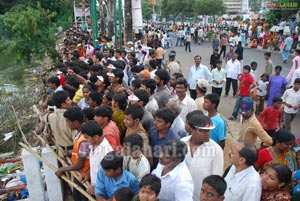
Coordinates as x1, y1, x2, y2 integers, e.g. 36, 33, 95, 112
161, 0, 195, 21
0, 3, 57, 63
141, 0, 153, 20
249, 0, 262, 13
194, 0, 226, 16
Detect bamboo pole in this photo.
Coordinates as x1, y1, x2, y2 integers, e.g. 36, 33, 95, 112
19, 142, 96, 201
11, 105, 30, 146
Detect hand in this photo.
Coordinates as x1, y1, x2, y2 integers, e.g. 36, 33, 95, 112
86, 186, 95, 195
67, 69, 75, 76
286, 103, 293, 108
79, 172, 90, 183
55, 168, 64, 178
63, 150, 72, 158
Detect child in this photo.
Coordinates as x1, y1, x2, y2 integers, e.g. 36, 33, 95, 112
132, 174, 161, 201
112, 187, 134, 201
123, 134, 150, 182
78, 85, 92, 110
211, 60, 226, 97
250, 61, 257, 81
256, 73, 269, 115
200, 175, 226, 201
258, 97, 283, 137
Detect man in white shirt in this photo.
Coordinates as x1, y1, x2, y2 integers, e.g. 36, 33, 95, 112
282, 78, 300, 131
198, 28, 204, 44
152, 140, 194, 201
188, 55, 212, 99
181, 113, 223, 201
141, 78, 159, 116
224, 141, 261, 201
225, 53, 241, 97
175, 77, 197, 122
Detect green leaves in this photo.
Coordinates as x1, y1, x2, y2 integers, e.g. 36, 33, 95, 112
194, 0, 226, 16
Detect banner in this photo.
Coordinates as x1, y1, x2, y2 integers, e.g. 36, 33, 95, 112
150, 0, 156, 6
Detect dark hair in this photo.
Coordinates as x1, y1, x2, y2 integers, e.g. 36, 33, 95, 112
269, 164, 292, 186
94, 105, 113, 121
294, 78, 300, 84
203, 175, 227, 197
124, 134, 143, 151
172, 73, 184, 80
131, 79, 141, 90
175, 77, 188, 88
272, 96, 282, 103
187, 112, 212, 129
125, 104, 144, 120
47, 76, 60, 87
139, 174, 161, 195
141, 79, 156, 94
104, 92, 114, 101
149, 59, 157, 69
112, 69, 124, 84
133, 89, 149, 106
155, 69, 170, 85
275, 65, 282, 71
113, 93, 128, 111
52, 90, 70, 108
243, 65, 251, 72
131, 65, 142, 73
260, 73, 269, 80
272, 129, 295, 146
163, 140, 187, 163
62, 85, 76, 99
113, 187, 134, 201
155, 108, 176, 126
251, 61, 257, 67
81, 120, 103, 137
101, 151, 123, 170
89, 92, 103, 106
83, 107, 95, 120
239, 141, 258, 167
66, 77, 80, 89
204, 93, 220, 109
185, 110, 204, 123
63, 107, 84, 124
264, 52, 271, 57
216, 59, 222, 64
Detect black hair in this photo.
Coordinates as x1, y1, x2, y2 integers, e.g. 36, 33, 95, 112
113, 187, 134, 201
243, 65, 251, 72
141, 79, 156, 94
104, 92, 114, 102
202, 175, 227, 197
272, 96, 282, 103
80, 63, 89, 71
112, 69, 124, 84
101, 151, 123, 170
149, 59, 157, 69
187, 112, 212, 129
216, 59, 222, 64
52, 90, 70, 108
185, 110, 204, 123
89, 92, 103, 106
112, 93, 128, 111
272, 129, 295, 146
294, 78, 300, 84
63, 107, 84, 124
175, 77, 188, 88
131, 65, 142, 73
124, 134, 143, 151
264, 52, 271, 57
62, 85, 76, 100
239, 141, 258, 167
66, 77, 80, 89
83, 107, 95, 121
133, 89, 149, 106
172, 73, 184, 79
125, 104, 144, 120
269, 164, 292, 186
260, 73, 269, 80
131, 79, 141, 90
204, 93, 220, 110
155, 69, 170, 85
94, 105, 113, 121
82, 85, 92, 92
81, 120, 103, 137
139, 174, 161, 195
275, 65, 282, 71
155, 108, 176, 126
162, 140, 187, 163
47, 76, 60, 87
250, 61, 258, 67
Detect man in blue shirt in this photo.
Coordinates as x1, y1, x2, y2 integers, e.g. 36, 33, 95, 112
95, 151, 139, 200
282, 33, 293, 63
149, 108, 180, 170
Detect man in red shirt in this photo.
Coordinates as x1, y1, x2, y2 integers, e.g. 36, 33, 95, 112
229, 65, 256, 120
258, 97, 283, 137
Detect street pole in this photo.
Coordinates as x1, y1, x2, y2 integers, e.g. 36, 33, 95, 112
118, 0, 123, 48
114, 0, 117, 47
90, 0, 98, 42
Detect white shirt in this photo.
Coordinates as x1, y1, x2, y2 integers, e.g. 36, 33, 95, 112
152, 162, 194, 201
188, 64, 212, 90
257, 80, 269, 96
171, 116, 188, 138
198, 29, 204, 37
224, 165, 262, 201
250, 69, 257, 81
225, 59, 241, 80
178, 94, 197, 122
282, 88, 300, 113
145, 95, 159, 116
150, 69, 157, 79
123, 154, 150, 182
89, 138, 113, 185
181, 137, 224, 201
211, 68, 226, 88
291, 68, 300, 87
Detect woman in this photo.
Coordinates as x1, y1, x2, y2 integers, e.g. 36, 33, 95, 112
256, 129, 297, 173
261, 163, 292, 201
287, 49, 300, 83
77, 85, 92, 110
267, 65, 287, 106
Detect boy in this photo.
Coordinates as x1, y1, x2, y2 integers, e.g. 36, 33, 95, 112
211, 60, 226, 97
264, 52, 273, 75
258, 97, 283, 137
200, 175, 227, 201
123, 134, 150, 182
250, 61, 257, 81
132, 174, 161, 201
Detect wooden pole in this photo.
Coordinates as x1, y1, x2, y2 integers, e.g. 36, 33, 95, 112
11, 105, 30, 146
19, 142, 96, 201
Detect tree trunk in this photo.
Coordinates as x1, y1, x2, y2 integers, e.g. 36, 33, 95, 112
124, 0, 133, 43
106, 0, 114, 39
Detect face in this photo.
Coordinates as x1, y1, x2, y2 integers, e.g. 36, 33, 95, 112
194, 56, 201, 66
243, 68, 249, 74
84, 134, 97, 145
261, 167, 282, 190
122, 143, 131, 156
175, 84, 187, 97
276, 140, 294, 153
82, 88, 90, 99
191, 128, 211, 144
139, 186, 158, 201
124, 114, 136, 128
47, 82, 55, 90
275, 68, 281, 75
216, 63, 222, 69
154, 117, 170, 132
96, 79, 104, 87
154, 75, 162, 87
108, 75, 117, 83
294, 83, 300, 91
170, 75, 177, 87
104, 168, 116, 178
200, 183, 224, 201
66, 119, 77, 130
94, 115, 106, 127
273, 102, 282, 109
62, 97, 73, 109
203, 99, 214, 111
159, 149, 173, 166
232, 53, 237, 60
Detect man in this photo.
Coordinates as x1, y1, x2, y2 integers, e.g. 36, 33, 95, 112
141, 78, 159, 116
163, 50, 182, 70
144, 49, 156, 69
94, 106, 121, 152
210, 48, 220, 70
175, 77, 197, 122
188, 55, 212, 99
47, 76, 63, 93
181, 113, 223, 201
153, 69, 171, 108
166, 52, 182, 75
264, 52, 273, 75
238, 97, 273, 146
225, 46, 235, 62
124, 104, 153, 166
282, 33, 293, 63
156, 42, 164, 69
219, 34, 228, 58
225, 53, 241, 97
149, 108, 180, 169
200, 175, 226, 201
198, 27, 204, 45
95, 151, 139, 200
224, 141, 262, 201
235, 41, 244, 67
152, 141, 194, 201
169, 73, 184, 98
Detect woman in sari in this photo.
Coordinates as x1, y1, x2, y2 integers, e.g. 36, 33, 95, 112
261, 163, 292, 201
287, 49, 300, 84
255, 129, 296, 173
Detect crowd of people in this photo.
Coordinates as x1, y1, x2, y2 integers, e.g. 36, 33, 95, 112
33, 20, 300, 201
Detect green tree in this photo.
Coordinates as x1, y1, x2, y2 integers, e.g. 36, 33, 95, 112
161, 0, 195, 22
249, 0, 262, 13
195, 0, 226, 17
141, 0, 152, 20
0, 3, 57, 63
